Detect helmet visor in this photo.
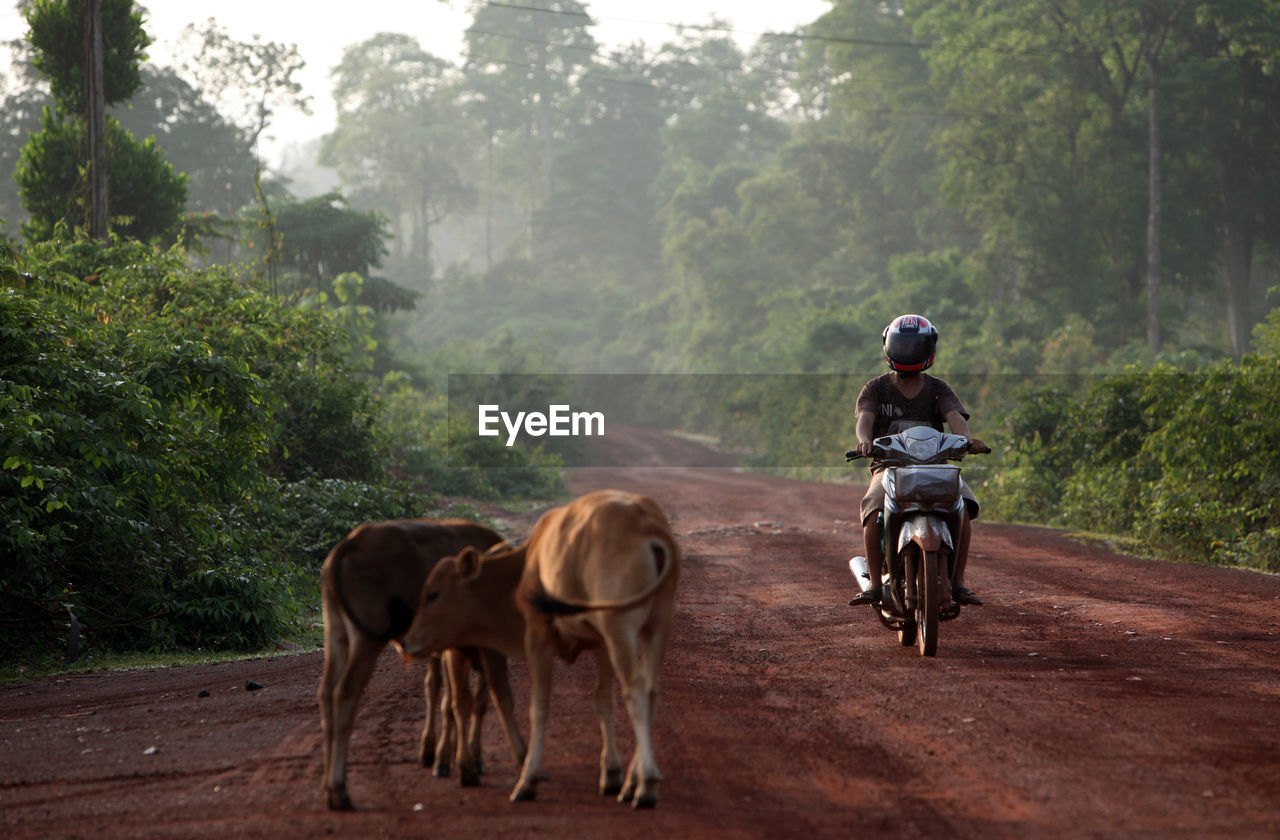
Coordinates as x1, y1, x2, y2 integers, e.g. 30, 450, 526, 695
885, 331, 935, 369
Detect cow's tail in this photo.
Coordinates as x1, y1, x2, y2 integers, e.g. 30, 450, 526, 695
529, 536, 678, 616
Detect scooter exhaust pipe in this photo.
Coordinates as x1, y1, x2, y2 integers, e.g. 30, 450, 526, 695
849, 555, 874, 593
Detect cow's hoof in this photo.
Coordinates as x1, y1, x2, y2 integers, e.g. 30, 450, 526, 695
600, 768, 623, 796
433, 764, 451, 779
326, 789, 356, 811
510, 786, 537, 802
460, 769, 481, 788
627, 779, 658, 809
419, 748, 435, 767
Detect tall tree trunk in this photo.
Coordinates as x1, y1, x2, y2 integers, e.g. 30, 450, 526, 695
419, 193, 432, 280
84, 0, 108, 242
1222, 222, 1253, 360
1220, 76, 1254, 361
523, 118, 534, 260
485, 127, 494, 269
536, 41, 554, 200
1145, 56, 1163, 354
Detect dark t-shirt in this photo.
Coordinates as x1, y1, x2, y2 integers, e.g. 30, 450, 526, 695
855, 371, 968, 441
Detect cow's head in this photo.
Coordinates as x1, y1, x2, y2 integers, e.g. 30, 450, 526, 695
399, 547, 484, 661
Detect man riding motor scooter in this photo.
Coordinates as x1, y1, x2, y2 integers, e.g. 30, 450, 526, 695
849, 314, 987, 608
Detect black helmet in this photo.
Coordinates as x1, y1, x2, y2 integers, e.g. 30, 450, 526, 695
883, 314, 938, 373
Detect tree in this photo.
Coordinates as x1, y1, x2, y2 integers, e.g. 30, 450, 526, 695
16, 107, 188, 242
270, 192, 389, 294
321, 34, 476, 284
790, 0, 954, 291
1176, 0, 1280, 358
463, 0, 597, 251
912, 0, 1162, 353
1139, 3, 1187, 354
0, 69, 52, 231
652, 23, 790, 184
538, 43, 668, 272
23, 0, 148, 113
25, 0, 149, 240
116, 66, 256, 220
172, 19, 311, 155
20, 0, 186, 243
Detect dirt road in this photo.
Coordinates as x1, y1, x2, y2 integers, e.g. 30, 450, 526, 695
3, 444, 1279, 838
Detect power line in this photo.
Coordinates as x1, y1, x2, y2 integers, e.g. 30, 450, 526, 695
463, 25, 931, 93
462, 1, 1250, 79
465, 50, 998, 122
466, 0, 921, 48
466, 0, 1095, 57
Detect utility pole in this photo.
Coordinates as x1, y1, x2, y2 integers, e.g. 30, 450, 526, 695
85, 0, 108, 241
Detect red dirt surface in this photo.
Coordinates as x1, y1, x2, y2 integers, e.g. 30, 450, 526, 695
4, 431, 1280, 839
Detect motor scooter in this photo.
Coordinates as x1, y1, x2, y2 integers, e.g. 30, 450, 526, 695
846, 425, 986, 656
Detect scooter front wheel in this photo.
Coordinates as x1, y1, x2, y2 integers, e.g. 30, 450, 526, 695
917, 549, 940, 657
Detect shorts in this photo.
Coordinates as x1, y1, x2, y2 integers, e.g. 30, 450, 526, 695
860, 469, 980, 525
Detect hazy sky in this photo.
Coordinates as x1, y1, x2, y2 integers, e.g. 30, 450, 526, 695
63, 0, 831, 161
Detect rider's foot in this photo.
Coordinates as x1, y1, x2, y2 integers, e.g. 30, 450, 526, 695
849, 586, 883, 606
953, 585, 983, 606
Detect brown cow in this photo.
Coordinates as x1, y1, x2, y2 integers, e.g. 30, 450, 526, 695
401, 490, 680, 808
318, 518, 527, 810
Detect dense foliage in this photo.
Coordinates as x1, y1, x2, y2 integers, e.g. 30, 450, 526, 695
990, 347, 1280, 573
24, 0, 150, 113
16, 109, 189, 242
0, 240, 560, 664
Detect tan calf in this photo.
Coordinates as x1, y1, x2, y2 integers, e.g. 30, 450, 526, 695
318, 518, 526, 810
401, 490, 681, 808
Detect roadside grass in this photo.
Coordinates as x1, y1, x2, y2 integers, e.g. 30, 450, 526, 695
0, 613, 325, 687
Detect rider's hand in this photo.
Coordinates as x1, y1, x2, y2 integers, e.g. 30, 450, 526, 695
855, 439, 875, 458
967, 437, 990, 455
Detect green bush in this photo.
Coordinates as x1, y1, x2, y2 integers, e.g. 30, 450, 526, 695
984, 357, 1280, 574
1, 236, 538, 665
378, 377, 564, 501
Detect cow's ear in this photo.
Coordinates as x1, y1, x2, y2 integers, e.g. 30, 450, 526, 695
458, 547, 482, 580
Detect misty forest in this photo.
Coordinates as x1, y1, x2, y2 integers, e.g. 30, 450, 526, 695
4, 0, 1280, 663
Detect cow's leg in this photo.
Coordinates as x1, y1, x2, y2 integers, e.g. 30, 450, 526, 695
444, 649, 482, 786
602, 621, 661, 809
511, 620, 555, 802
468, 660, 490, 775
317, 595, 348, 808
480, 648, 527, 768
592, 649, 623, 796
418, 654, 442, 767
323, 625, 384, 811
433, 655, 457, 778
640, 598, 676, 731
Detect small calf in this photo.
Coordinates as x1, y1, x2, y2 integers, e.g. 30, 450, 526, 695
318, 518, 526, 810
402, 490, 680, 808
